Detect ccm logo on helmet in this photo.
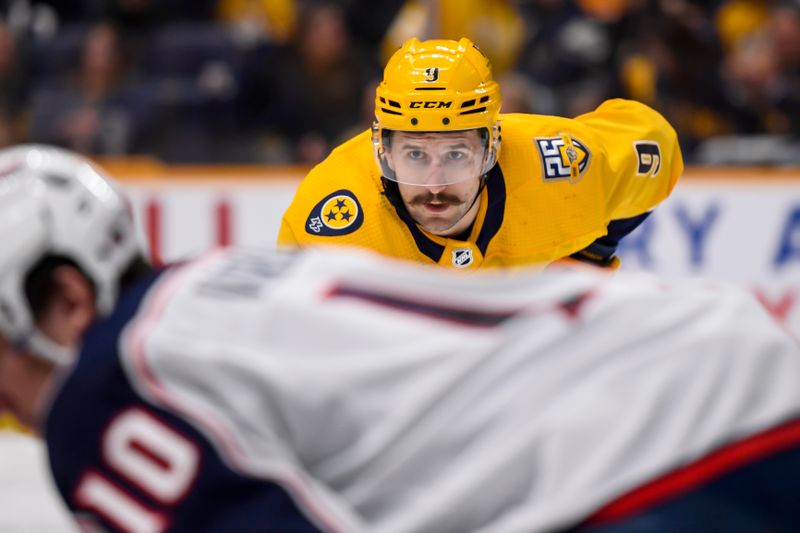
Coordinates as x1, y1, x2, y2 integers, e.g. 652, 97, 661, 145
410, 101, 452, 109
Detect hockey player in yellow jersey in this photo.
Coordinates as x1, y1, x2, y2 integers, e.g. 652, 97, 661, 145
278, 37, 683, 269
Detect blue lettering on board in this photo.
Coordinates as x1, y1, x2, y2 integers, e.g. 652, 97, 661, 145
774, 207, 800, 269
674, 203, 719, 269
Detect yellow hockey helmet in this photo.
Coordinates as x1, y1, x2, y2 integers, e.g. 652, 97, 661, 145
373, 37, 502, 181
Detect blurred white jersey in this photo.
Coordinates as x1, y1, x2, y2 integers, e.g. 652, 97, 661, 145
58, 247, 800, 532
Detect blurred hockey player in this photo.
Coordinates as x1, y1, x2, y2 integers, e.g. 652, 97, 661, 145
279, 37, 683, 269
1, 145, 800, 533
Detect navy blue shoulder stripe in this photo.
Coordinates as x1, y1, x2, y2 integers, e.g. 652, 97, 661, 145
475, 164, 506, 257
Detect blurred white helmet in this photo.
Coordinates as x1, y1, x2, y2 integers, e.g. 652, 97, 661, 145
0, 145, 141, 364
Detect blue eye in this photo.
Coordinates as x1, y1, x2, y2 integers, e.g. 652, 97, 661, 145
408, 150, 426, 160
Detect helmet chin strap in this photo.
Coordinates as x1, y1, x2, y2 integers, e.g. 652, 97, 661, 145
21, 329, 76, 367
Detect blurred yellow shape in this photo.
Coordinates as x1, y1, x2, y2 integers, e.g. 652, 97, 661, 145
621, 54, 656, 105
715, 0, 768, 51
218, 0, 298, 43
0, 412, 30, 434
382, 0, 524, 75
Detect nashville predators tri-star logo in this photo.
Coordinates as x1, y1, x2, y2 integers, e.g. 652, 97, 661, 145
322, 196, 357, 229
305, 189, 364, 236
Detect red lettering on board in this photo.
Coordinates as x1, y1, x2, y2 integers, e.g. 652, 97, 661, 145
144, 199, 163, 267
215, 198, 232, 247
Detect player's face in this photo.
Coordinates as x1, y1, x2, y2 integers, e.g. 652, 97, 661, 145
388, 130, 485, 236
387, 129, 486, 186
0, 335, 31, 427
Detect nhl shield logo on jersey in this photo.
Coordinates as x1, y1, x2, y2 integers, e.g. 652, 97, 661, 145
535, 134, 591, 183
305, 189, 363, 236
452, 248, 474, 268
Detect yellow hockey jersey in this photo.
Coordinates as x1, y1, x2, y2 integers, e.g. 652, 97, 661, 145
278, 99, 683, 269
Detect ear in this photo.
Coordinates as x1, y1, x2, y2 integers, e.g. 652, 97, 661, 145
38, 265, 97, 347
383, 145, 396, 170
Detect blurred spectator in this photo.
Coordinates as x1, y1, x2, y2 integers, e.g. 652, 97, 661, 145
769, 1, 800, 136
495, 71, 544, 114
576, 0, 636, 22
266, 1, 380, 164
722, 31, 782, 133
134, 20, 245, 163
0, 19, 26, 108
28, 22, 152, 154
2, 0, 58, 41
106, 0, 218, 27
718, 0, 800, 135
345, 0, 406, 49
514, 0, 620, 117
218, 0, 298, 46
382, 0, 524, 75
693, 0, 800, 164
230, 1, 403, 163
0, 20, 29, 147
1, 0, 798, 163
714, 0, 769, 52
21, 0, 217, 26
614, 1, 732, 156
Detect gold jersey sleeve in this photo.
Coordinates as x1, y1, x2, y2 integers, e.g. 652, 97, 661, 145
278, 99, 682, 269
575, 98, 683, 220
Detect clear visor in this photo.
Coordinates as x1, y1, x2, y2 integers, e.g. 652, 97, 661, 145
382, 129, 488, 186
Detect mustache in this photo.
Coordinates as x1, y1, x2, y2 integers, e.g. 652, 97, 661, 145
407, 192, 464, 206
